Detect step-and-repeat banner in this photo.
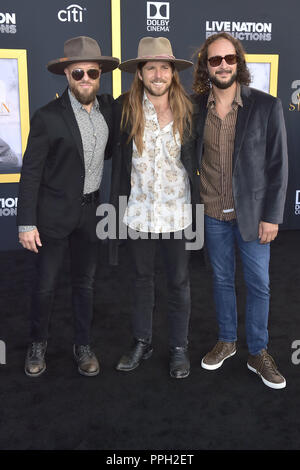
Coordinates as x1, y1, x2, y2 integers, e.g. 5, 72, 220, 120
0, 0, 299, 250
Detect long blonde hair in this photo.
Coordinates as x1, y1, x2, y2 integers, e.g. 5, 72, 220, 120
121, 63, 193, 155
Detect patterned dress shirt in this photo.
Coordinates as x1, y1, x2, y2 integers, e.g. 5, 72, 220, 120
69, 89, 108, 194
123, 93, 192, 233
19, 89, 108, 232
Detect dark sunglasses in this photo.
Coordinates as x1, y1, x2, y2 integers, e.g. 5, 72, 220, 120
71, 68, 100, 81
207, 54, 237, 67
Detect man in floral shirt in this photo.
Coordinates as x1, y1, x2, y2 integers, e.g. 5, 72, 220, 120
110, 37, 200, 378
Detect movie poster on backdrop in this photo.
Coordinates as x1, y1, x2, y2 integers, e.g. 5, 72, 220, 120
245, 54, 278, 96
0, 49, 29, 183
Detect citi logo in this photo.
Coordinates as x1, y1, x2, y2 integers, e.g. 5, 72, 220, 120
147, 2, 169, 20
0, 12, 16, 24
58, 4, 86, 23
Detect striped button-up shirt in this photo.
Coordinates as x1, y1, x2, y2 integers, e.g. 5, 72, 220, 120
200, 83, 243, 221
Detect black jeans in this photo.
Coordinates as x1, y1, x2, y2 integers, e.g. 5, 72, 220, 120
128, 231, 191, 348
30, 201, 99, 345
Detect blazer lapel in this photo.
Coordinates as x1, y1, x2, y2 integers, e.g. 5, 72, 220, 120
60, 89, 84, 165
113, 98, 133, 175
233, 86, 254, 172
180, 139, 193, 178
120, 109, 133, 175
122, 129, 133, 175
98, 97, 112, 132
193, 95, 208, 169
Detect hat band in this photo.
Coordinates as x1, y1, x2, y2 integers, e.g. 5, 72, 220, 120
139, 54, 176, 60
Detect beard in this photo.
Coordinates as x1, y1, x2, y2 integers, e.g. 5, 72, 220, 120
143, 81, 171, 97
209, 70, 237, 90
70, 81, 99, 105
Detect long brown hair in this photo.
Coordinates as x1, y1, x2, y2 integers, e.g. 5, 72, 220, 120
121, 62, 193, 155
193, 32, 251, 95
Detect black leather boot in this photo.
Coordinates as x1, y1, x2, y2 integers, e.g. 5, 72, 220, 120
73, 344, 100, 377
25, 341, 47, 377
169, 346, 190, 379
116, 339, 153, 371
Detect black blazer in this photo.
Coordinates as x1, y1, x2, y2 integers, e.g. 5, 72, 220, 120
17, 88, 114, 238
109, 94, 201, 265
192, 85, 288, 241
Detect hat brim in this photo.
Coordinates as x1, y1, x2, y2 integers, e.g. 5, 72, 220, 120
119, 57, 193, 73
47, 56, 120, 75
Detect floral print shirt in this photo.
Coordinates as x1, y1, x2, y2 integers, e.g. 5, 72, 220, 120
123, 93, 192, 233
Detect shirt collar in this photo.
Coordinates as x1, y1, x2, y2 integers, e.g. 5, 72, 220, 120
142, 92, 155, 113
68, 88, 99, 112
207, 82, 243, 109
142, 91, 174, 134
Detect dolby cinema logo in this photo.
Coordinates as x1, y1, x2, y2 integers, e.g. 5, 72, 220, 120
295, 190, 300, 215
147, 2, 170, 32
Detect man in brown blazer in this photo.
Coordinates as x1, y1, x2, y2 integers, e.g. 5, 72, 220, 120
192, 32, 288, 389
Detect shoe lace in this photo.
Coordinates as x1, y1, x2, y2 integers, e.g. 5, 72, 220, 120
212, 341, 227, 355
78, 345, 93, 357
31, 342, 44, 356
256, 350, 278, 375
171, 347, 187, 362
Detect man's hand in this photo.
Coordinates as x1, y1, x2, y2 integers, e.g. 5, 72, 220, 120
258, 221, 278, 244
19, 228, 42, 253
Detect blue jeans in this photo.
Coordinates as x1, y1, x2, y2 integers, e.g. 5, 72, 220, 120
204, 215, 270, 355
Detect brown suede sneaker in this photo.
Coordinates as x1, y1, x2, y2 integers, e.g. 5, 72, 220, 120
247, 349, 286, 389
201, 341, 236, 370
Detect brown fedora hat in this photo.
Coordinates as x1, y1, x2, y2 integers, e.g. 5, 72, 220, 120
119, 36, 193, 73
47, 36, 119, 75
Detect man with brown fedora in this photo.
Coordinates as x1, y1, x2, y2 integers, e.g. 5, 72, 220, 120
110, 37, 200, 378
17, 36, 119, 377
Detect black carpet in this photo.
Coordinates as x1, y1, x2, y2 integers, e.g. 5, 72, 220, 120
0, 230, 299, 451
